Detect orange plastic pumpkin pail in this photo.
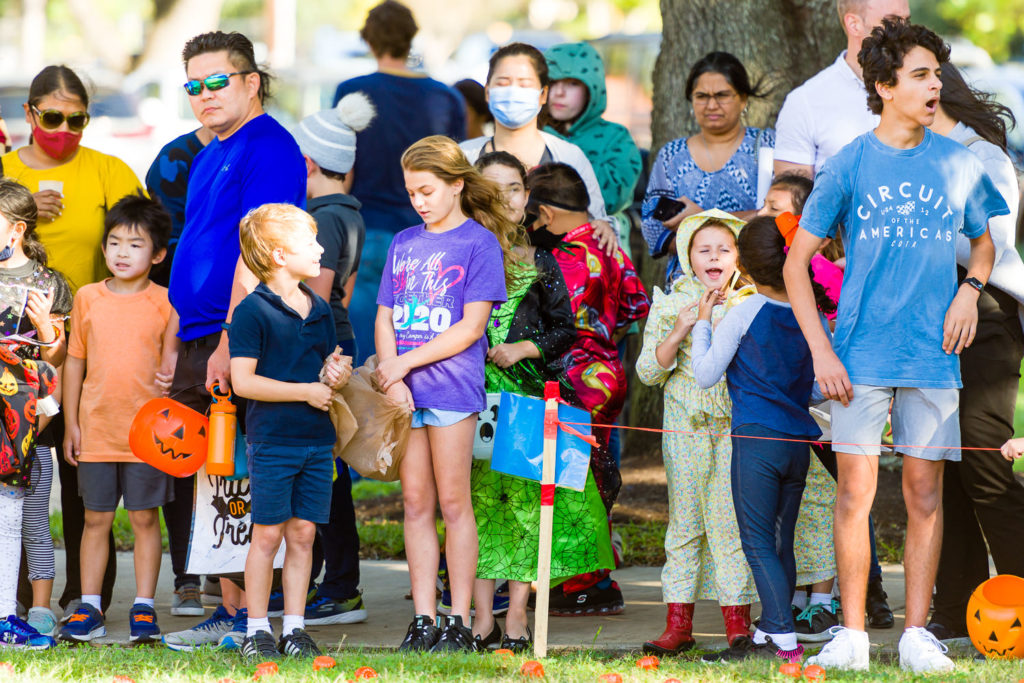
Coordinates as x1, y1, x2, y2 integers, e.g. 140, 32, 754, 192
129, 398, 210, 477
967, 574, 1024, 659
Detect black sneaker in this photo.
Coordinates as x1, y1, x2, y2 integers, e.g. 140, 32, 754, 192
500, 627, 533, 654
549, 581, 625, 617
703, 635, 804, 662
278, 627, 322, 658
398, 615, 440, 652
866, 578, 894, 629
925, 620, 971, 645
795, 601, 840, 643
431, 615, 477, 653
474, 620, 502, 651
240, 630, 280, 660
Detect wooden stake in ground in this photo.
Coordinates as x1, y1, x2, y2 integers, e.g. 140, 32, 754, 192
533, 381, 560, 657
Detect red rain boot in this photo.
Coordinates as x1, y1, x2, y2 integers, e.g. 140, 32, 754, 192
722, 604, 752, 645
643, 603, 696, 655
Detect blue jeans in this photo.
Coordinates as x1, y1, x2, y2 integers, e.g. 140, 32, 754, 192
731, 424, 810, 635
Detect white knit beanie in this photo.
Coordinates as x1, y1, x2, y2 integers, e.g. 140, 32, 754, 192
294, 92, 376, 174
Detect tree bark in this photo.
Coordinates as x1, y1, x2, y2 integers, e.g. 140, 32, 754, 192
626, 0, 845, 455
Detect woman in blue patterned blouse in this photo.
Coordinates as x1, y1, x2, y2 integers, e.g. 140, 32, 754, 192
642, 52, 773, 285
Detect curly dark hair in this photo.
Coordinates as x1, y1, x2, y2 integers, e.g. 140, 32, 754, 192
361, 1, 417, 59
182, 31, 273, 104
738, 216, 835, 316
858, 17, 949, 115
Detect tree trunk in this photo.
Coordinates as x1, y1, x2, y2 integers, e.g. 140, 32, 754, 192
626, 0, 844, 455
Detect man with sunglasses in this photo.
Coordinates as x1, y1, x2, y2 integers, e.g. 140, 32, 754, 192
162, 31, 306, 639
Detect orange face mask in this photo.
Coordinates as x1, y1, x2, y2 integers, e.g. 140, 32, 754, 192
776, 212, 800, 247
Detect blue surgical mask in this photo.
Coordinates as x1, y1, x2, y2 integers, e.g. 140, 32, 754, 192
488, 86, 542, 130
0, 244, 14, 262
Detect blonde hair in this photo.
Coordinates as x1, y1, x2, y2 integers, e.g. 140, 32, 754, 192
401, 135, 529, 289
239, 203, 318, 283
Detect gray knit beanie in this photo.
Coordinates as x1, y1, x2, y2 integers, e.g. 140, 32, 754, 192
294, 92, 376, 174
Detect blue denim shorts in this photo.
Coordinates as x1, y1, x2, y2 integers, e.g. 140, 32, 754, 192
247, 442, 334, 525
410, 408, 475, 429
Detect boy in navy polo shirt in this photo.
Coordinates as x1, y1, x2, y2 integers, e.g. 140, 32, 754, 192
228, 203, 351, 660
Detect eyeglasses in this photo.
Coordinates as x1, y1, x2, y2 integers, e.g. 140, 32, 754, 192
692, 90, 738, 107
31, 106, 90, 132
182, 72, 251, 96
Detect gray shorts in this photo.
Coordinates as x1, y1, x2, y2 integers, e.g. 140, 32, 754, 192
831, 385, 961, 461
77, 461, 175, 511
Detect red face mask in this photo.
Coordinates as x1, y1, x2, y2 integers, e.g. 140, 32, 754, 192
32, 126, 80, 161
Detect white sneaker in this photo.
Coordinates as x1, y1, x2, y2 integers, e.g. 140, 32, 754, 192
806, 627, 870, 671
899, 627, 955, 673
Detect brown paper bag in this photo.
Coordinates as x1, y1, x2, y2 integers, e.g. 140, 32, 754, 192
335, 355, 411, 481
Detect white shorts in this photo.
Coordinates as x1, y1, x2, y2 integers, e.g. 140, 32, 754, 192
830, 385, 961, 462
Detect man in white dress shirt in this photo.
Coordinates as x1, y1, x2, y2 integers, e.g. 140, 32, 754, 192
774, 0, 910, 177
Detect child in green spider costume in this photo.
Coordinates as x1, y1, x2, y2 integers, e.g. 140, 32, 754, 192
469, 152, 614, 652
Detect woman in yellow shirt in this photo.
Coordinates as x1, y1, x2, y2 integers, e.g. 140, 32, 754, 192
2, 66, 141, 293
1, 65, 140, 629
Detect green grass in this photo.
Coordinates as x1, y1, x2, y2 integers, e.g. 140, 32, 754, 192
0, 645, 1020, 682
351, 478, 401, 502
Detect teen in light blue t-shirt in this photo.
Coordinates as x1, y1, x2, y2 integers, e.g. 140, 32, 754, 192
799, 128, 1008, 388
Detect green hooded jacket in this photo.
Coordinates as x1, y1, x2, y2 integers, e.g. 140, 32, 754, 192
545, 42, 643, 215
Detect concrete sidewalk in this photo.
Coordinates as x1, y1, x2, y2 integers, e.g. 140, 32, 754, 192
61, 550, 912, 654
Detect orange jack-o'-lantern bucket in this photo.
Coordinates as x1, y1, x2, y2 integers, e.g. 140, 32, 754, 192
129, 398, 209, 477
967, 574, 1024, 659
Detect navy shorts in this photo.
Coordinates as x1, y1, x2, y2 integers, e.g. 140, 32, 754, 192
247, 442, 334, 525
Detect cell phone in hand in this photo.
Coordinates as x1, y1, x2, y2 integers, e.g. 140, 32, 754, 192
653, 196, 688, 222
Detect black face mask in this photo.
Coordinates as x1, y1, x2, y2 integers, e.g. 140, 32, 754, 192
527, 224, 563, 250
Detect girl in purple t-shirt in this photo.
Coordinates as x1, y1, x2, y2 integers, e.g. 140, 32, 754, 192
374, 135, 519, 652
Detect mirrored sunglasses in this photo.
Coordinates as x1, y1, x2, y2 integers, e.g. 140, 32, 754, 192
183, 71, 251, 96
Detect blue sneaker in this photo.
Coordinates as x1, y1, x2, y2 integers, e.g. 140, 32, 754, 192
217, 608, 247, 650
59, 603, 105, 641
267, 590, 284, 618
0, 615, 56, 649
129, 603, 161, 643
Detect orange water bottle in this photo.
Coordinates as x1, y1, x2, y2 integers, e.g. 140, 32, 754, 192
206, 382, 236, 476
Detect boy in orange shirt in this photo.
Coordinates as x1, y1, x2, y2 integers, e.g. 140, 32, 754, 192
59, 195, 179, 643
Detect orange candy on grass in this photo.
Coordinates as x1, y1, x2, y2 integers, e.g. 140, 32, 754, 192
112, 678, 135, 683
312, 656, 336, 671
597, 675, 622, 683
779, 661, 803, 678
803, 664, 827, 681
520, 660, 545, 678
494, 648, 515, 657
353, 666, 378, 679
253, 662, 279, 680
636, 655, 660, 670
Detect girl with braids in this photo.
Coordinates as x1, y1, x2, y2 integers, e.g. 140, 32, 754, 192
693, 216, 833, 664
0, 179, 71, 638
469, 152, 612, 652
0, 178, 65, 647
375, 136, 509, 653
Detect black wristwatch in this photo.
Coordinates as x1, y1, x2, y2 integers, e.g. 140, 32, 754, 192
962, 276, 985, 293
